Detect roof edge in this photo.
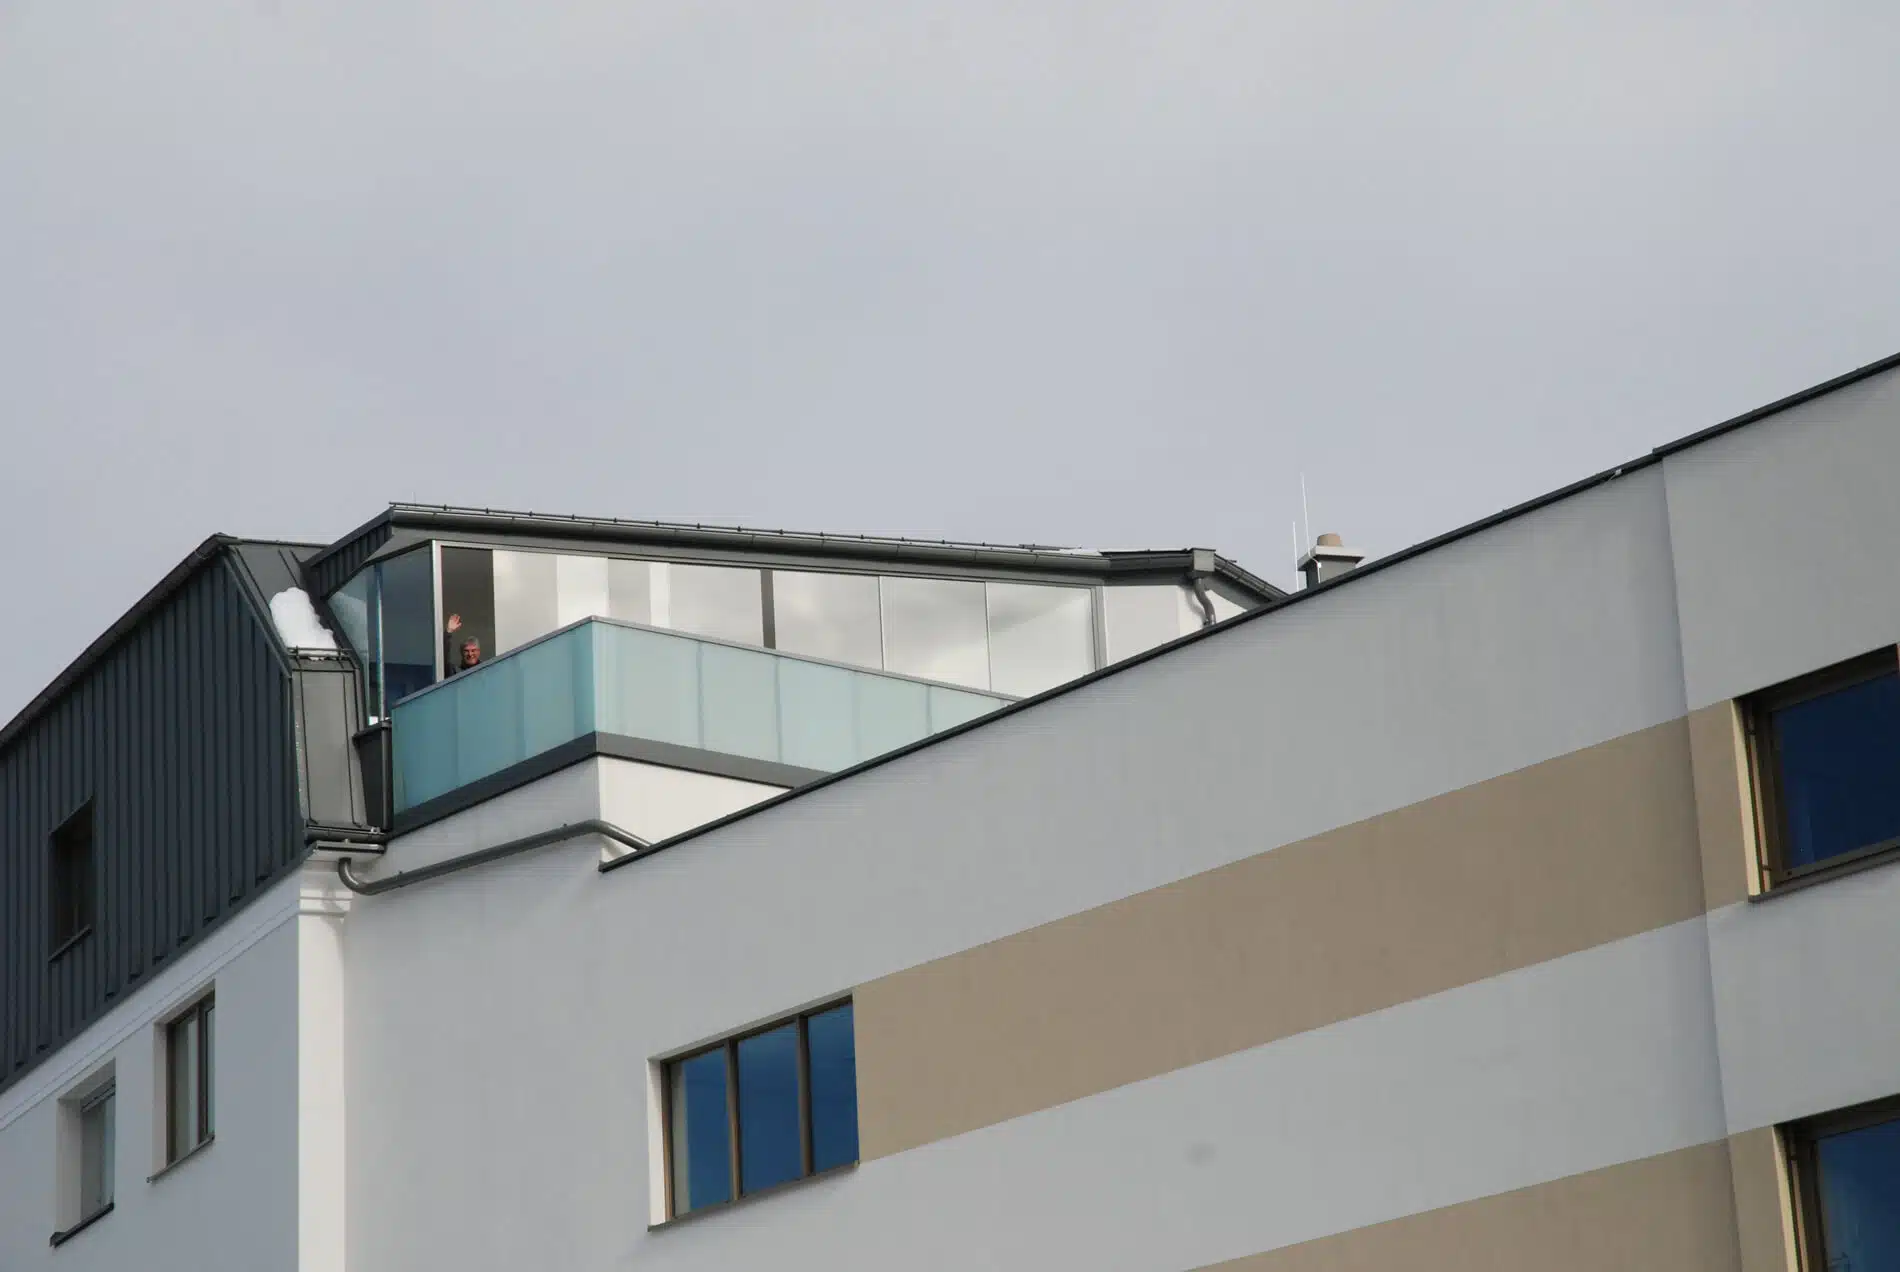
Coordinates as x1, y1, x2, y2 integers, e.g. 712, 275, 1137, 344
0, 535, 321, 758
600, 344, 1900, 870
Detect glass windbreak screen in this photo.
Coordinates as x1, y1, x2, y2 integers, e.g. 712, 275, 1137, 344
986, 583, 1094, 696
881, 576, 990, 689
772, 570, 883, 668
806, 1003, 858, 1172
329, 569, 375, 666
1102, 584, 1195, 663
1815, 1115, 1900, 1270
378, 548, 436, 704
736, 1025, 802, 1194
658, 564, 764, 646
669, 1049, 733, 1215
1772, 668, 1900, 869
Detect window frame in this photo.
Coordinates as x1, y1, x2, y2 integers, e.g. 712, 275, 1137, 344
76, 1082, 115, 1220
1785, 1093, 1900, 1270
1744, 645, 1900, 892
47, 800, 96, 959
659, 999, 855, 1222
163, 994, 215, 1166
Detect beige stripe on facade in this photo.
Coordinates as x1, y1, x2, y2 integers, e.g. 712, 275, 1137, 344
1689, 701, 1760, 910
1192, 1141, 1746, 1272
854, 716, 1711, 1160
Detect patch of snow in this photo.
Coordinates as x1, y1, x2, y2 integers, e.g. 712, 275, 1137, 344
269, 588, 340, 652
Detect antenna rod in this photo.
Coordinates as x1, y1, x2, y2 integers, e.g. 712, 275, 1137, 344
1300, 473, 1312, 554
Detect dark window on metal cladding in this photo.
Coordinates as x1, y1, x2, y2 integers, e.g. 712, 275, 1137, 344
1788, 1095, 1900, 1271
48, 802, 96, 956
664, 1001, 857, 1219
1746, 646, 1900, 888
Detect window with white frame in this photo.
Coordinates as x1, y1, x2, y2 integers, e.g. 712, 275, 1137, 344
52, 1067, 114, 1246
164, 994, 214, 1165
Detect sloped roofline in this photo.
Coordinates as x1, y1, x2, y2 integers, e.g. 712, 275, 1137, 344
0, 535, 324, 758
601, 345, 1900, 871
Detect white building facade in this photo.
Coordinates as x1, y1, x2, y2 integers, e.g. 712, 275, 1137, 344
4, 353, 1900, 1270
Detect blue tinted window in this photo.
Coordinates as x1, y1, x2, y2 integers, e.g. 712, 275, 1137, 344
1773, 670, 1900, 869
807, 1003, 859, 1172
669, 1049, 732, 1213
737, 1025, 803, 1193
1816, 1115, 1900, 1268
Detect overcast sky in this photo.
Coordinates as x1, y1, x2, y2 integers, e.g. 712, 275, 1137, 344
4, 2, 1898, 719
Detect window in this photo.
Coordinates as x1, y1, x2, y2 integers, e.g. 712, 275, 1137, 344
1789, 1096, 1900, 1269
771, 570, 884, 668
1747, 647, 1900, 886
49, 802, 95, 955
880, 577, 990, 689
52, 1069, 114, 1246
165, 996, 215, 1164
663, 1001, 858, 1219
985, 582, 1094, 697
77, 1085, 115, 1217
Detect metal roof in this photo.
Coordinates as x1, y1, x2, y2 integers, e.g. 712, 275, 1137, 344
302, 503, 1286, 602
0, 536, 326, 759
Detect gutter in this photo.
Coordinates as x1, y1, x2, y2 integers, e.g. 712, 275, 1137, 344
335, 818, 648, 896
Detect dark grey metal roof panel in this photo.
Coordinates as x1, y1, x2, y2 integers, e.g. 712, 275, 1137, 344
2, 554, 307, 1095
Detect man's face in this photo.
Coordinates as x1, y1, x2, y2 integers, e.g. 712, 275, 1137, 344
461, 641, 481, 667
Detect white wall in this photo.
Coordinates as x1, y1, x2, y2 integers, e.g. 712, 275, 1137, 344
1663, 361, 1900, 710
369, 756, 783, 879
0, 873, 302, 1272
343, 466, 1713, 1272
337, 367, 1898, 1271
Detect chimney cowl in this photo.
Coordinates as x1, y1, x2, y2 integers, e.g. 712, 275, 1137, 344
1297, 532, 1366, 590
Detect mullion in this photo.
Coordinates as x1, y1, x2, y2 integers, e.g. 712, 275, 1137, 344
796, 1014, 813, 1178
724, 1039, 742, 1201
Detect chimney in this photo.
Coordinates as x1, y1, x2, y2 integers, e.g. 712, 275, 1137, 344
1297, 532, 1366, 590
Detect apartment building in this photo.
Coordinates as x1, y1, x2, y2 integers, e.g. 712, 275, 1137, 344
3, 350, 1899, 1271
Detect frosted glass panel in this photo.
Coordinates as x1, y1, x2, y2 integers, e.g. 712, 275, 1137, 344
555, 554, 611, 626
596, 623, 700, 747
700, 643, 780, 762
856, 675, 929, 756
493, 550, 559, 655
1102, 584, 1193, 662
778, 659, 858, 770
393, 618, 1012, 811
454, 652, 525, 786
929, 685, 1002, 732
393, 678, 459, 808
986, 583, 1094, 696
520, 625, 595, 755
773, 571, 883, 669
881, 577, 990, 689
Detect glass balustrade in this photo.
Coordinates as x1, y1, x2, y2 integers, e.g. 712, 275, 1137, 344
391, 617, 1011, 812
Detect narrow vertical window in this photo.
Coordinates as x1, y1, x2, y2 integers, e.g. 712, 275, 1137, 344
77, 1084, 115, 1217
165, 995, 215, 1164
48, 802, 96, 955
668, 1048, 733, 1214
662, 1000, 857, 1220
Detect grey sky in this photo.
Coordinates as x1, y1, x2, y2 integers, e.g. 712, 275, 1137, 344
4, 2, 1898, 720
